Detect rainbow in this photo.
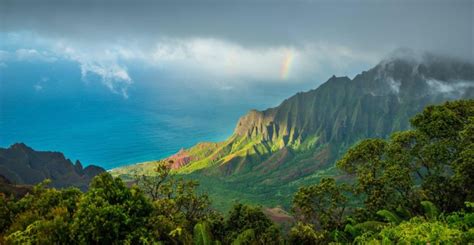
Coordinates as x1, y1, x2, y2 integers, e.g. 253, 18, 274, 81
280, 51, 294, 80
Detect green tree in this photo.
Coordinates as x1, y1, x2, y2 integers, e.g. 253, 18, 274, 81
410, 100, 474, 211
336, 139, 399, 214
71, 172, 154, 244
288, 222, 328, 245
292, 178, 349, 232
337, 100, 474, 215
0, 194, 15, 233
4, 181, 82, 244
139, 162, 213, 243
135, 160, 172, 201
225, 203, 282, 244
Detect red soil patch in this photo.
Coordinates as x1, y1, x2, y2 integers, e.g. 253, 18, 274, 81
263, 206, 294, 224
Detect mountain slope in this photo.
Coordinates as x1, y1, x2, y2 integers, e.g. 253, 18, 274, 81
112, 54, 474, 209
0, 143, 105, 191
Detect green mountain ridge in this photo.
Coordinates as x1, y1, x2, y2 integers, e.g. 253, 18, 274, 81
112, 54, 474, 210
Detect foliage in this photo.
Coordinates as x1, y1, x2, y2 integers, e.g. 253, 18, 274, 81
292, 177, 349, 233
71, 173, 154, 244
193, 222, 214, 245
288, 222, 328, 244
0, 194, 15, 233
293, 100, 474, 243
377, 216, 464, 244
337, 100, 473, 215
224, 203, 283, 244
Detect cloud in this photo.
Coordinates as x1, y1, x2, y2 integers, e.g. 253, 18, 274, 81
0, 42, 135, 98
80, 63, 132, 98
52, 42, 134, 98
33, 84, 43, 91
1, 0, 472, 61
16, 48, 41, 60
150, 38, 300, 81
32, 77, 49, 92
387, 77, 401, 94
0, 50, 8, 68
0, 50, 10, 61
1, 32, 381, 95
1, 0, 472, 98
427, 80, 474, 96
148, 38, 379, 85
15, 49, 58, 62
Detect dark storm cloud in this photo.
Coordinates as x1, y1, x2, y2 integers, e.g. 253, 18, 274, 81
1, 0, 473, 60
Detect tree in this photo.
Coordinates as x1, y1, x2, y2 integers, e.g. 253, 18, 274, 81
410, 100, 474, 211
337, 100, 474, 215
452, 116, 474, 202
193, 222, 215, 245
336, 139, 400, 214
4, 181, 83, 244
225, 203, 282, 244
71, 173, 154, 244
137, 162, 214, 243
0, 194, 15, 233
135, 160, 172, 201
288, 222, 328, 245
292, 178, 349, 232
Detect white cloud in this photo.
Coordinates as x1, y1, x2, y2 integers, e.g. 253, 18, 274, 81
0, 50, 10, 61
48, 37, 379, 93
387, 77, 401, 94
53, 42, 134, 98
1, 32, 381, 96
33, 84, 43, 91
81, 63, 132, 98
150, 38, 300, 81
15, 49, 57, 62
148, 39, 378, 84
16, 49, 39, 59
427, 79, 474, 95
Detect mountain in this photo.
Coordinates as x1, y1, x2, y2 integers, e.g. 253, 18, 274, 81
0, 143, 105, 191
111, 53, 474, 209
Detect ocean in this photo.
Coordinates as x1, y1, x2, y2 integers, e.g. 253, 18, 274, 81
0, 60, 305, 169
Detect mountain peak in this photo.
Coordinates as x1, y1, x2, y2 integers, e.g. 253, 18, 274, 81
374, 51, 474, 82
232, 53, 474, 152
10, 142, 32, 151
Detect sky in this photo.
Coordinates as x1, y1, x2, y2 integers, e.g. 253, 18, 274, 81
1, 0, 472, 98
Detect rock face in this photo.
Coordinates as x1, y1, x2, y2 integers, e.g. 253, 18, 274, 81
0, 143, 105, 191
167, 149, 194, 169
234, 56, 474, 150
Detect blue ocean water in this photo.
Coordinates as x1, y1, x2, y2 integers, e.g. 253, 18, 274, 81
0, 60, 306, 169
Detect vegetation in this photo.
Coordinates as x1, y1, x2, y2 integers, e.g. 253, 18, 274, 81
0, 164, 283, 244
1, 100, 473, 244
289, 99, 474, 243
